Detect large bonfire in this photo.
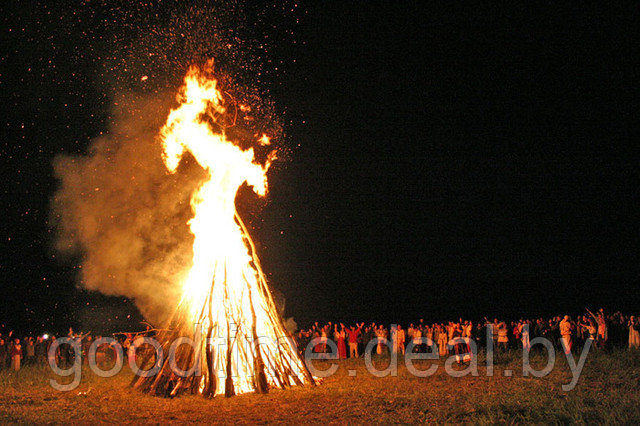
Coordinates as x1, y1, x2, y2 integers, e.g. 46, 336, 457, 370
132, 63, 314, 397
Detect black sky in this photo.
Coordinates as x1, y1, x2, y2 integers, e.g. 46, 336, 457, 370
1, 2, 638, 334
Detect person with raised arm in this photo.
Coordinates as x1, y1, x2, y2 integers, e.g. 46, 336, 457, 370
346, 323, 363, 358
587, 308, 608, 349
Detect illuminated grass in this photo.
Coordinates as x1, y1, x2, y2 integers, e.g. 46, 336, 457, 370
1, 349, 640, 423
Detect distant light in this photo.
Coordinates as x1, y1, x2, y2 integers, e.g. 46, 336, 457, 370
43, 334, 49, 339
141, 75, 148, 81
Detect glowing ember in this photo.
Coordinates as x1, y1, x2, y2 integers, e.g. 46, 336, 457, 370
132, 62, 314, 397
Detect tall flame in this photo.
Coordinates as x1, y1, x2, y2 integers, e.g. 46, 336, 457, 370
134, 63, 312, 397
160, 66, 271, 321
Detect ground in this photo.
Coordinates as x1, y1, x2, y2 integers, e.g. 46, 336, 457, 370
2, 349, 640, 423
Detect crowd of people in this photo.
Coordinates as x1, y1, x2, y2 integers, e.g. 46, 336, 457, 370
2, 309, 639, 373
0, 328, 147, 372
295, 309, 640, 361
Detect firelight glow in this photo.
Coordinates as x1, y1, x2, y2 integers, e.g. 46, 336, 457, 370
137, 62, 313, 397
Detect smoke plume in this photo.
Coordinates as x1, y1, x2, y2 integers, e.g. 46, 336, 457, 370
51, 91, 208, 324
48, 1, 296, 325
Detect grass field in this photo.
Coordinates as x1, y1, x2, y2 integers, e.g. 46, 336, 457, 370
2, 349, 640, 423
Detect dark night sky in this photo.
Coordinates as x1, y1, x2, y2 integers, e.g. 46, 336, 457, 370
1, 2, 638, 334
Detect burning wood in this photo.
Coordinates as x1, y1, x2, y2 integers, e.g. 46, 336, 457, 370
131, 62, 314, 397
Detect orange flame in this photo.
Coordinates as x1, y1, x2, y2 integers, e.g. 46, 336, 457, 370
157, 63, 311, 396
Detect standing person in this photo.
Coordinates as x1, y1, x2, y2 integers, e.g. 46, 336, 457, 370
25, 337, 35, 365
550, 318, 560, 349
412, 325, 422, 353
432, 325, 440, 354
579, 317, 597, 345
628, 316, 640, 349
485, 318, 499, 345
576, 316, 585, 344
540, 320, 553, 347
446, 322, 454, 343
519, 321, 531, 352
335, 324, 347, 359
47, 336, 62, 367
10, 338, 22, 371
358, 325, 370, 355
437, 324, 448, 357
35, 336, 47, 365
497, 322, 509, 352
513, 322, 521, 348
375, 325, 386, 355
462, 321, 473, 362
451, 322, 471, 364
390, 325, 399, 354
346, 323, 362, 358
559, 315, 575, 355
588, 308, 608, 350
407, 324, 414, 348
320, 325, 329, 355
609, 313, 623, 348
396, 325, 406, 355
425, 325, 434, 352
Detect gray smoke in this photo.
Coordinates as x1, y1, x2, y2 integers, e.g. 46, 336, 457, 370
51, 91, 208, 325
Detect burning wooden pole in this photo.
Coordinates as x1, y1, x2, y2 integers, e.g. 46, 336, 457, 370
131, 63, 314, 397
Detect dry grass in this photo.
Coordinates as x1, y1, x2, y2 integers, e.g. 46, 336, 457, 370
1, 349, 640, 424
